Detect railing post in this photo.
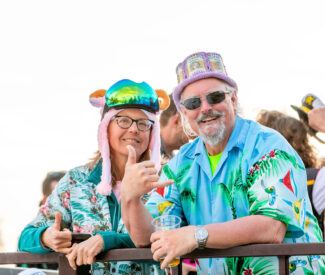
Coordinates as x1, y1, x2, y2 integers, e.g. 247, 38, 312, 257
77, 265, 91, 275
58, 255, 91, 275
58, 254, 77, 275
170, 258, 182, 275
278, 255, 289, 275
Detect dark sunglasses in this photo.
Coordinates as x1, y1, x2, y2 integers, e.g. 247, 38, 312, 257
180, 90, 230, 110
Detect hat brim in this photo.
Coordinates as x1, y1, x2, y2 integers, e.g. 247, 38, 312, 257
291, 104, 308, 115
173, 72, 238, 112
290, 105, 309, 124
291, 105, 325, 143
314, 134, 325, 144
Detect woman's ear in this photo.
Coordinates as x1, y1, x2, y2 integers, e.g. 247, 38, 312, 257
89, 89, 106, 108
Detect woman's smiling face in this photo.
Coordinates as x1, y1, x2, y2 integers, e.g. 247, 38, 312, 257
108, 108, 151, 161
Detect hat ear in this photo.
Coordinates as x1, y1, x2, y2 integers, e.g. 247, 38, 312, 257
89, 89, 106, 108
155, 89, 170, 111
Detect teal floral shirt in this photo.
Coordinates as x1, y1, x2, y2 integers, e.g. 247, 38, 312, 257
146, 116, 325, 275
19, 162, 164, 275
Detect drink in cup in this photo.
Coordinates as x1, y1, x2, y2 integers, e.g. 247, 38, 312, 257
152, 215, 182, 267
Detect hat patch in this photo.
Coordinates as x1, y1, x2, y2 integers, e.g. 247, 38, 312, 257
185, 54, 207, 78
208, 53, 226, 74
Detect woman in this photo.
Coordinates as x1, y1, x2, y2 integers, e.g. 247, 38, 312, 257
256, 110, 318, 168
18, 79, 170, 274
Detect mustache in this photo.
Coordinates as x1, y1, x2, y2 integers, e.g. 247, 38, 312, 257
195, 110, 224, 123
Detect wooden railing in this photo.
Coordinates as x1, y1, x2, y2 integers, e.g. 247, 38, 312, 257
4, 170, 322, 275
1, 242, 325, 275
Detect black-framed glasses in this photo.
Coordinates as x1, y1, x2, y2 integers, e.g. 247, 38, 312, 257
180, 90, 230, 110
113, 115, 154, 132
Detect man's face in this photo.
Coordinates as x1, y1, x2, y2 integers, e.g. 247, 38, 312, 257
180, 78, 237, 147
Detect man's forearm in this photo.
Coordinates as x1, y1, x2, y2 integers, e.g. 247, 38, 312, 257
121, 197, 154, 247
308, 107, 325, 132
205, 215, 286, 249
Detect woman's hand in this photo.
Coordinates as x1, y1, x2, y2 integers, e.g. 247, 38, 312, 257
41, 212, 72, 253
65, 234, 104, 270
121, 145, 174, 202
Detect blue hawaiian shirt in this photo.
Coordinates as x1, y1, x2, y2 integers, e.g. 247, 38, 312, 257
146, 116, 325, 275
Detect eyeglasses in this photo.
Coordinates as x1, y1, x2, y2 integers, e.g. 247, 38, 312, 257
180, 90, 230, 110
113, 115, 154, 132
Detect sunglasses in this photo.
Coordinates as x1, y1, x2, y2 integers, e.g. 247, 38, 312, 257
180, 90, 230, 110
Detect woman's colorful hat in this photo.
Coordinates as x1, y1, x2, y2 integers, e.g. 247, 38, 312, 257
173, 52, 237, 112
89, 79, 170, 195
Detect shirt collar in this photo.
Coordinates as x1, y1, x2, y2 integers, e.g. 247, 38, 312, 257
87, 160, 102, 185
224, 116, 247, 151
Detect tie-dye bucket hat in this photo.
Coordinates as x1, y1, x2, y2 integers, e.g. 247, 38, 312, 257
173, 52, 237, 112
89, 79, 170, 195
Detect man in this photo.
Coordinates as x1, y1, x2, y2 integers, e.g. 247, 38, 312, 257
121, 52, 325, 274
160, 94, 189, 159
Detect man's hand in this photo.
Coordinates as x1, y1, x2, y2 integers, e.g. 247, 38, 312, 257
308, 107, 325, 132
41, 212, 72, 253
121, 145, 174, 201
150, 226, 198, 269
66, 234, 104, 270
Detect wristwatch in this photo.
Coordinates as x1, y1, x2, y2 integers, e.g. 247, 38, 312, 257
194, 225, 208, 249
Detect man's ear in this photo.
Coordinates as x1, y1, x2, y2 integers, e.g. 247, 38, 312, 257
169, 113, 181, 127
174, 113, 182, 126
231, 91, 238, 111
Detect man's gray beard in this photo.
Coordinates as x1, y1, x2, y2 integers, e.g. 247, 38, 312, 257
196, 111, 226, 147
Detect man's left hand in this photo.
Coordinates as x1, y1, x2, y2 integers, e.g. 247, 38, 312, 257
150, 226, 198, 269
66, 234, 104, 270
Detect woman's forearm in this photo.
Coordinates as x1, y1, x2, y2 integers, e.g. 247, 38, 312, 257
121, 197, 154, 247
18, 225, 51, 254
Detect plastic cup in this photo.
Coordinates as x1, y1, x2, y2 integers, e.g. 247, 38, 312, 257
152, 215, 182, 267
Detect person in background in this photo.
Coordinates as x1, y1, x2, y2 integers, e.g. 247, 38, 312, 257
257, 110, 325, 235
17, 171, 66, 271
121, 51, 325, 274
254, 110, 283, 130
40, 171, 66, 206
291, 93, 325, 143
159, 93, 189, 160
18, 79, 171, 274
159, 94, 195, 274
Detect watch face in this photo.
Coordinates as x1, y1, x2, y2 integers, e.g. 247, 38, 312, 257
198, 228, 208, 239
195, 226, 208, 241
